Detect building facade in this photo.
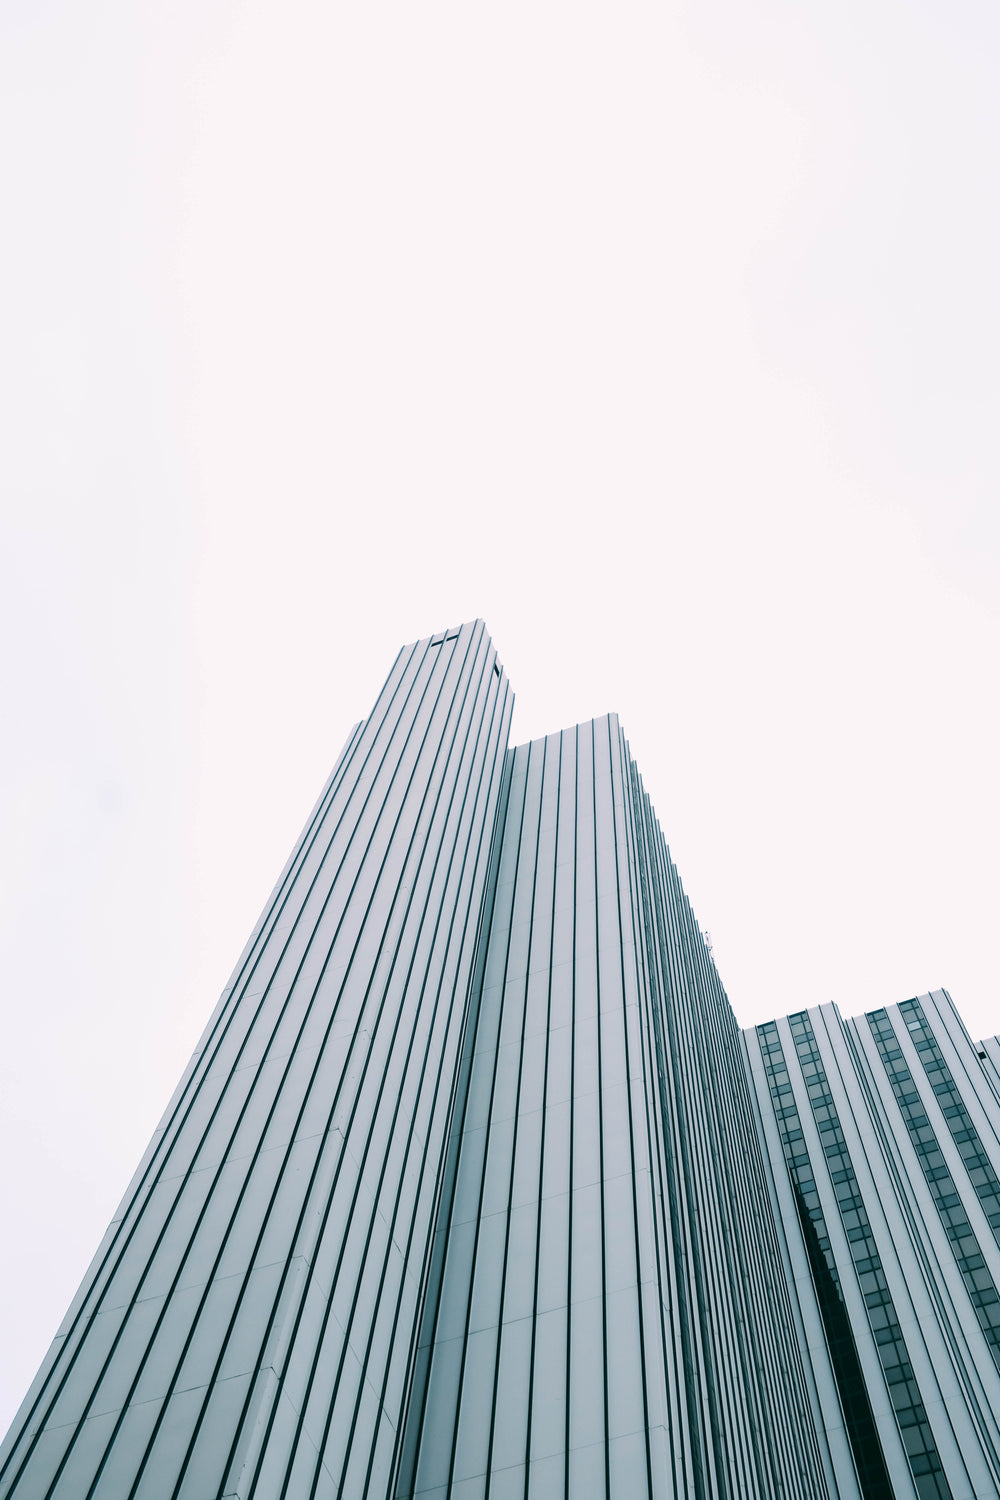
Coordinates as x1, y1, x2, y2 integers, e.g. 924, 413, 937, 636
2, 622, 998, 1498
747, 994, 1000, 1500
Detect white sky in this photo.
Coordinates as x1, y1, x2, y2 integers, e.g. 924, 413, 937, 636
2, 0, 998, 1438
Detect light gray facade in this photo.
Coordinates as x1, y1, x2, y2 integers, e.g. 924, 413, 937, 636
397, 716, 826, 1499
748, 994, 1000, 1500
3, 622, 999, 1498
0, 622, 513, 1499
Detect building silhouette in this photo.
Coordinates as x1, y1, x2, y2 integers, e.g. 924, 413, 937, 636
2, 621, 998, 1498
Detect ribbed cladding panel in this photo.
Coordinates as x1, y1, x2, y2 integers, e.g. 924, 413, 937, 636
401, 719, 673, 1498
625, 751, 831, 1500
0, 620, 513, 1500
400, 718, 829, 1500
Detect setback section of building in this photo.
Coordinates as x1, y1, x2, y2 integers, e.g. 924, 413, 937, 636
399, 716, 829, 1500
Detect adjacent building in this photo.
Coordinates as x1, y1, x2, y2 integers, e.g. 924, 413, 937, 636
747, 993, 1000, 1500
2, 622, 998, 1498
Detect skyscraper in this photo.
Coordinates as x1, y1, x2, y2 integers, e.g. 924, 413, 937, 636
2, 621, 998, 1499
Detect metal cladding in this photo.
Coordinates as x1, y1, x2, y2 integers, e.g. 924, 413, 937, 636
396, 717, 827, 1500
0, 622, 513, 1500
3, 623, 1000, 1498
748, 994, 1000, 1500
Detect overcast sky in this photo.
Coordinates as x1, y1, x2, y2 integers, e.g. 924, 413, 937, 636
2, 0, 998, 1438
